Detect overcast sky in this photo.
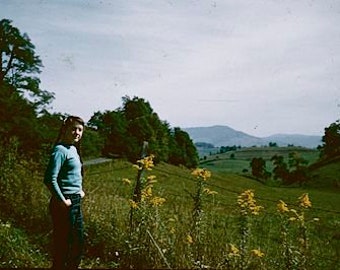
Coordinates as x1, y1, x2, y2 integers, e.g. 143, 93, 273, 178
2, 0, 340, 136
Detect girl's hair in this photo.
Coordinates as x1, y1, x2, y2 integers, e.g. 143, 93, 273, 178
56, 115, 85, 175
56, 115, 85, 144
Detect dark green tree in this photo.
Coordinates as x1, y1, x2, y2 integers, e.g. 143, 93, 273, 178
0, 19, 54, 111
88, 110, 127, 157
169, 127, 199, 168
88, 96, 199, 168
269, 142, 278, 147
320, 120, 340, 159
250, 157, 267, 179
0, 19, 54, 157
271, 155, 289, 182
286, 152, 309, 186
122, 96, 171, 163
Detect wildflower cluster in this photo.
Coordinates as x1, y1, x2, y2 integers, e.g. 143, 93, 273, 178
228, 244, 240, 257
191, 168, 212, 181
277, 193, 313, 222
251, 248, 265, 258
223, 190, 266, 269
130, 155, 166, 208
277, 200, 289, 213
299, 193, 312, 208
237, 189, 263, 216
189, 168, 216, 267
127, 154, 167, 268
133, 154, 155, 171
276, 193, 318, 269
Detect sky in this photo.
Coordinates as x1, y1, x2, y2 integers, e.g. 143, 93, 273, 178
1, 0, 340, 137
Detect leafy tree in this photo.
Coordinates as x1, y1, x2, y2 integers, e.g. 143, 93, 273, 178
271, 155, 289, 182
81, 128, 105, 158
122, 96, 172, 163
250, 157, 267, 179
88, 110, 127, 157
34, 111, 66, 162
88, 96, 198, 167
169, 127, 199, 168
288, 152, 308, 169
0, 19, 54, 111
286, 152, 309, 186
270, 153, 309, 185
269, 142, 278, 147
0, 83, 41, 156
0, 19, 54, 157
320, 120, 340, 159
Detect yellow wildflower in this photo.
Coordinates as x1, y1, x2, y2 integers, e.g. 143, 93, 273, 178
250, 205, 263, 215
144, 186, 153, 197
191, 168, 212, 181
186, 234, 193, 244
132, 164, 142, 170
122, 178, 132, 185
228, 244, 240, 257
299, 193, 312, 208
147, 175, 157, 183
135, 155, 155, 171
150, 196, 166, 207
237, 190, 263, 215
129, 199, 139, 209
277, 200, 289, 213
203, 188, 218, 195
251, 249, 265, 258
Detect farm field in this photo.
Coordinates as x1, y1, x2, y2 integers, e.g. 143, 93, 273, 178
200, 146, 320, 174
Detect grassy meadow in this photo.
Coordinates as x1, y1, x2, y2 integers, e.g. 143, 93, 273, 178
200, 146, 320, 174
0, 146, 339, 269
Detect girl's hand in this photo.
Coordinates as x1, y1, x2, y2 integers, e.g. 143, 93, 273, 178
64, 199, 72, 207
80, 190, 85, 198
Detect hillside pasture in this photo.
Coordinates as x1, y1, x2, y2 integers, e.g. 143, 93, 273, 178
0, 155, 338, 269
79, 159, 339, 268
200, 146, 319, 174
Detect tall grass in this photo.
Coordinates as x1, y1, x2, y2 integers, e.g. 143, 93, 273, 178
0, 148, 339, 269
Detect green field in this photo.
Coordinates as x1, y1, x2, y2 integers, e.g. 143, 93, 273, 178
0, 147, 339, 269
200, 146, 320, 174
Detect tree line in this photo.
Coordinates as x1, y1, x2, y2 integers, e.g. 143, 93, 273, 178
249, 122, 340, 185
0, 19, 198, 168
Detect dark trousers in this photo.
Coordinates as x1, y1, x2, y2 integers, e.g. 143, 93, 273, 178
49, 194, 84, 270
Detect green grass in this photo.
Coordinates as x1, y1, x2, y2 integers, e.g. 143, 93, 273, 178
200, 146, 320, 174
0, 220, 49, 268
0, 149, 339, 269
81, 159, 339, 268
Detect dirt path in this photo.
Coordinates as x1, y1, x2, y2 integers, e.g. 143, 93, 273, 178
83, 157, 112, 166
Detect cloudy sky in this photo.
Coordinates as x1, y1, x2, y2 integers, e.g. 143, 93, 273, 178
2, 0, 340, 136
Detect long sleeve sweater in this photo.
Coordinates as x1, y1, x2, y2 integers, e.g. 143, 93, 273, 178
44, 143, 83, 202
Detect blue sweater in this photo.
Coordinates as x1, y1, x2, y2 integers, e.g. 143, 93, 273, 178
44, 143, 83, 201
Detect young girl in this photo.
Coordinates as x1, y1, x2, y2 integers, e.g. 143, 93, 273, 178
44, 116, 85, 270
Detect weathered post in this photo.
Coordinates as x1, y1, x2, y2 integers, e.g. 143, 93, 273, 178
129, 141, 149, 228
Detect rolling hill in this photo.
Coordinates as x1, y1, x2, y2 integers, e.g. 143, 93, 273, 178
183, 125, 322, 148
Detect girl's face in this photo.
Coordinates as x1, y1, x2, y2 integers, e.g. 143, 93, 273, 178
63, 121, 84, 144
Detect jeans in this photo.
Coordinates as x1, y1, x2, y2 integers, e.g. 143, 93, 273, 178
50, 194, 84, 270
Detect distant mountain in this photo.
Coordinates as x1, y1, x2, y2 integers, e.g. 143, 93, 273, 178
183, 125, 322, 149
